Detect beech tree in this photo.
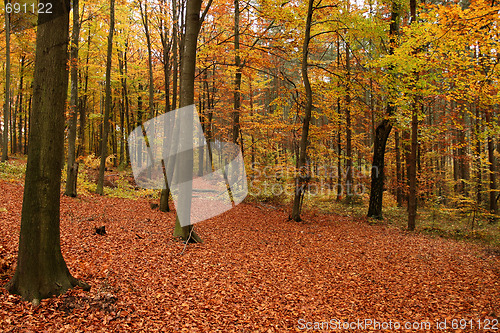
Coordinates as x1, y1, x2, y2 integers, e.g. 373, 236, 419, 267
290, 0, 314, 222
367, 1, 400, 219
2, 0, 10, 162
6, 0, 90, 304
96, 0, 115, 195
64, 0, 80, 197
172, 0, 212, 242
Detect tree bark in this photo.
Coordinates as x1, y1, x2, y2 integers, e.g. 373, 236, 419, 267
486, 111, 498, 222
140, 0, 155, 118
407, 0, 418, 231
345, 34, 353, 198
96, 0, 115, 195
290, 0, 314, 222
6, 0, 90, 304
367, 1, 399, 219
2, 2, 10, 162
172, 0, 210, 242
232, 0, 242, 145
395, 129, 403, 207
65, 0, 80, 197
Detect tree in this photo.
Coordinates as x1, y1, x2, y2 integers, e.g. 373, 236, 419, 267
172, 0, 212, 242
290, 0, 314, 222
232, 0, 242, 145
407, 0, 418, 231
2, 0, 10, 162
64, 0, 81, 197
96, 0, 115, 195
367, 1, 400, 219
6, 0, 90, 304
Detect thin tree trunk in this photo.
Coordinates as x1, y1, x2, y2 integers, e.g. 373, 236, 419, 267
395, 129, 403, 207
77, 23, 91, 158
290, 0, 314, 222
345, 34, 352, 198
407, 0, 418, 230
2, 4, 10, 162
160, 6, 172, 212
96, 0, 115, 195
140, 0, 154, 118
232, 0, 242, 144
65, 0, 80, 197
486, 111, 498, 222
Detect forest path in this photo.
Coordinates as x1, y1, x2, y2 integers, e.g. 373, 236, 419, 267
1, 179, 499, 332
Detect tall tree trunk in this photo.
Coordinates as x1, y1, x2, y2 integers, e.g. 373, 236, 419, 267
96, 0, 115, 195
345, 34, 353, 197
118, 44, 130, 167
290, 0, 314, 222
395, 129, 403, 207
159, 3, 172, 212
172, 0, 179, 111
6, 0, 90, 304
336, 35, 342, 202
140, 0, 155, 118
407, 0, 418, 231
407, 101, 418, 230
16, 56, 25, 154
475, 104, 482, 209
65, 0, 80, 197
485, 111, 498, 222
2, 3, 10, 162
367, 1, 399, 219
232, 0, 242, 144
172, 0, 211, 242
77, 23, 92, 158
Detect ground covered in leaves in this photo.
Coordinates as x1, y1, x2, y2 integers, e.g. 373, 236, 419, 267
1, 179, 499, 332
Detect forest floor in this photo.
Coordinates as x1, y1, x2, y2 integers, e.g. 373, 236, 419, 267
1, 163, 500, 332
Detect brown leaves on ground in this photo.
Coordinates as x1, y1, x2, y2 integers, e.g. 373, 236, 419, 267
0, 179, 499, 332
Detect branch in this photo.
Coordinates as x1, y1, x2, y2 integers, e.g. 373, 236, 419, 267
200, 0, 214, 25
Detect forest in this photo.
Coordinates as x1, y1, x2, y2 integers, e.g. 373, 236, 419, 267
0, 0, 499, 331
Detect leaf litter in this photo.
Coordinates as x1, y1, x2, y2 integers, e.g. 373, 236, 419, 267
0, 180, 499, 332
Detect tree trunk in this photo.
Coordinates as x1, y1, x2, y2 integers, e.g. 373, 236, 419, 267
16, 56, 25, 154
140, 0, 155, 118
77, 23, 92, 158
2, 3, 10, 162
395, 129, 403, 207
336, 35, 342, 202
232, 0, 242, 145
172, 0, 179, 111
485, 111, 498, 222
407, 0, 418, 231
172, 0, 210, 242
159, 3, 173, 212
407, 101, 418, 230
345, 35, 353, 198
290, 0, 314, 222
96, 0, 115, 195
367, 1, 399, 219
6, 0, 90, 304
65, 0, 80, 197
